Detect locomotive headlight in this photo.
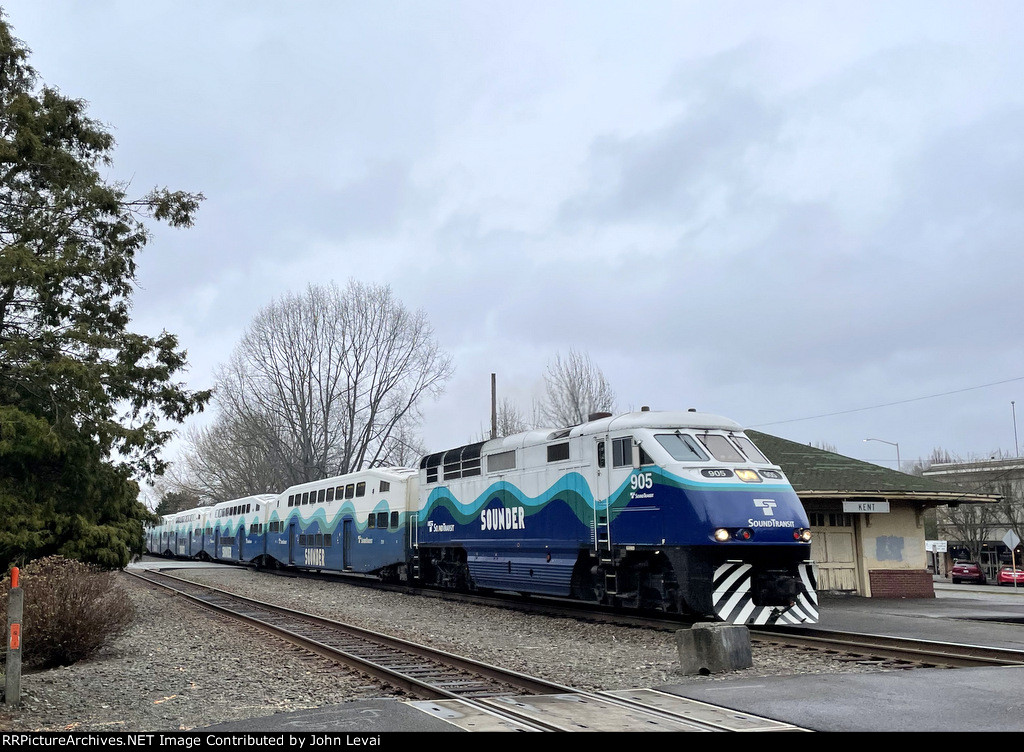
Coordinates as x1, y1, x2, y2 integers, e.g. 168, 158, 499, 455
734, 528, 753, 541
713, 528, 731, 542
794, 528, 812, 542
734, 469, 761, 483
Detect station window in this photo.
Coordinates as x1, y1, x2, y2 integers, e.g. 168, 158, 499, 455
829, 513, 853, 527
809, 512, 853, 527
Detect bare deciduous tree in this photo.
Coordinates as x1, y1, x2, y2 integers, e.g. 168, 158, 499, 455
165, 412, 288, 503
170, 280, 452, 496
538, 349, 615, 427
495, 397, 531, 437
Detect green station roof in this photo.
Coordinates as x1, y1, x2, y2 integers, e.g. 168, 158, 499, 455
747, 431, 998, 504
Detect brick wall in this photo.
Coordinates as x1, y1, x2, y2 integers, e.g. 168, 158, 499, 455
868, 569, 935, 598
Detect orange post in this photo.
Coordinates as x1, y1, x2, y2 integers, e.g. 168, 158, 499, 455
6, 566, 23, 705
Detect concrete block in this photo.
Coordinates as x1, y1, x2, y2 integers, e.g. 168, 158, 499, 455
676, 622, 753, 675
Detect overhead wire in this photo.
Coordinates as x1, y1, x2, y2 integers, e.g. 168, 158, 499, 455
749, 375, 1024, 428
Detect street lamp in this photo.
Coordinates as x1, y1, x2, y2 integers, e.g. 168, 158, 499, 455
864, 438, 901, 472
1013, 401, 1019, 457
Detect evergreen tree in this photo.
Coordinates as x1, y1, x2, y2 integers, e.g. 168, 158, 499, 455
154, 490, 203, 517
0, 16, 210, 569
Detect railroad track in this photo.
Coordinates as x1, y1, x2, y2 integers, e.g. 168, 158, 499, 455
751, 626, 1024, 669
289, 569, 1024, 669
126, 568, 804, 732
145, 559, 1024, 671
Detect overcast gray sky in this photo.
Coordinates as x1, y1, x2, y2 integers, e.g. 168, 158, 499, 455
6, 1, 1024, 472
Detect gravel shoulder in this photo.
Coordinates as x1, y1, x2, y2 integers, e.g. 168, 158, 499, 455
1, 563, 890, 732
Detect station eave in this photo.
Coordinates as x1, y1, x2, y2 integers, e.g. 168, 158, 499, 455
795, 489, 1001, 506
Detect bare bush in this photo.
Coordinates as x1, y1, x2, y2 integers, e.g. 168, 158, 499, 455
0, 556, 135, 669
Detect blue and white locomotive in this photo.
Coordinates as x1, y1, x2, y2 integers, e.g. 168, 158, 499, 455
146, 409, 817, 625
414, 409, 817, 625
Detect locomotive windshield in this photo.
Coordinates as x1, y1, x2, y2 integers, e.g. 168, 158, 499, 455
696, 433, 745, 462
731, 435, 769, 463
655, 433, 709, 461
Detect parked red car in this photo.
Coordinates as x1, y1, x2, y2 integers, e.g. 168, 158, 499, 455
951, 561, 987, 585
996, 566, 1024, 586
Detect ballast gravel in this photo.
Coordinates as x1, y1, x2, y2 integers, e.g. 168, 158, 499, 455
1, 563, 893, 732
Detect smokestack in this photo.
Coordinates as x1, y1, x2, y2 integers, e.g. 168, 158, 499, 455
491, 373, 497, 439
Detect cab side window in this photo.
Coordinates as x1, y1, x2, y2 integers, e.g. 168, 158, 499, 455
612, 436, 633, 468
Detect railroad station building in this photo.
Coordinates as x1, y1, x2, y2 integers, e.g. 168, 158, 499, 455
748, 431, 998, 598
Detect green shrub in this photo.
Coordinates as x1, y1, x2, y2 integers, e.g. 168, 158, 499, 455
0, 556, 135, 669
